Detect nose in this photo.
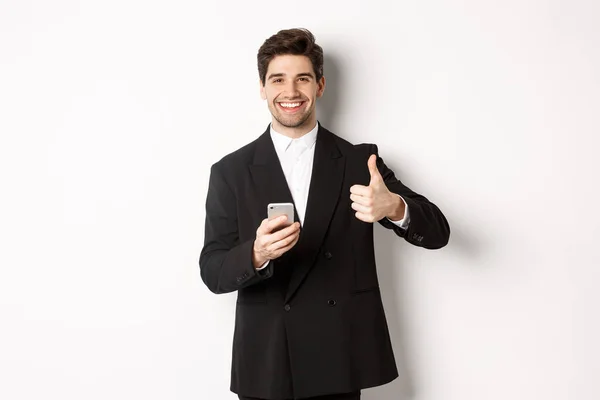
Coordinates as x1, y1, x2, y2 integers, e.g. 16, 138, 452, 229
283, 80, 301, 99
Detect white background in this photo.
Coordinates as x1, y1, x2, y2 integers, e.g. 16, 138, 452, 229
1, 1, 599, 399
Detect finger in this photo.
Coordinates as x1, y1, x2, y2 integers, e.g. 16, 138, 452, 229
354, 211, 375, 223
350, 193, 372, 206
266, 215, 290, 233
268, 233, 300, 260
351, 202, 371, 214
367, 154, 380, 178
368, 154, 382, 184
350, 184, 372, 197
269, 229, 300, 252
256, 218, 270, 235
257, 218, 291, 247
269, 221, 300, 242
274, 233, 301, 257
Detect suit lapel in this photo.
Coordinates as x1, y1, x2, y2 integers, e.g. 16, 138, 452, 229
248, 126, 301, 223
284, 125, 345, 303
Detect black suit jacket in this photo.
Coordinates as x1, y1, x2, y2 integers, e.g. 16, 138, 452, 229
199, 123, 450, 399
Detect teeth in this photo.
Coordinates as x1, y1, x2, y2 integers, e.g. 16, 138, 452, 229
280, 102, 302, 108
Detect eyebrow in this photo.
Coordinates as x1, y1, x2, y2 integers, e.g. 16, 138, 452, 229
266, 72, 315, 80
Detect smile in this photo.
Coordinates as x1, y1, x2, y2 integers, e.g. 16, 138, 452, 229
278, 101, 305, 112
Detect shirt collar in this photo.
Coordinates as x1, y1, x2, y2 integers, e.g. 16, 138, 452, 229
270, 122, 319, 154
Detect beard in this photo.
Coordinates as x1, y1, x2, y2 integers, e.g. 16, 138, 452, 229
270, 101, 313, 128
273, 112, 311, 128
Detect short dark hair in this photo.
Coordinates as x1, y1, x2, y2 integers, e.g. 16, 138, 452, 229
257, 28, 324, 85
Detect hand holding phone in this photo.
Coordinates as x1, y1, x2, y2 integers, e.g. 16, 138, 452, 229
251, 203, 300, 269
267, 203, 295, 230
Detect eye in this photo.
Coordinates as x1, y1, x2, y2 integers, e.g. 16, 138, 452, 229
299, 77, 309, 82
273, 78, 283, 83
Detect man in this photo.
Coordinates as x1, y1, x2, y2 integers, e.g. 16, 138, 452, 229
200, 28, 450, 400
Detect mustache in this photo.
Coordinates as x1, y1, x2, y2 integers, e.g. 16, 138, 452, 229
275, 98, 307, 102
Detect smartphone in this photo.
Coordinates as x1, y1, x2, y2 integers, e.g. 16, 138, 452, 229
267, 203, 294, 229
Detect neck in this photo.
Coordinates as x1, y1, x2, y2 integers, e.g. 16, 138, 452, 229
271, 117, 317, 139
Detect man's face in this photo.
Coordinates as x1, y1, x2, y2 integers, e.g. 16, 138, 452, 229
260, 55, 325, 134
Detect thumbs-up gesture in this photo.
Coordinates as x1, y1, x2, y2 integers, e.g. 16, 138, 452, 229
350, 154, 405, 223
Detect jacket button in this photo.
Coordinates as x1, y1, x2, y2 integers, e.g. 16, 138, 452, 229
412, 233, 423, 241
328, 299, 336, 306
284, 304, 291, 312
324, 251, 332, 259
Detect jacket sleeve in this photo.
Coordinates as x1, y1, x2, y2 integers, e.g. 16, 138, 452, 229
369, 144, 451, 249
199, 162, 274, 294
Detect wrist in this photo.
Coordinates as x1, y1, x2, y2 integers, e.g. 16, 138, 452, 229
252, 245, 267, 269
386, 193, 405, 221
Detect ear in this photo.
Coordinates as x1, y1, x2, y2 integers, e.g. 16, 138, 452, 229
316, 76, 326, 98
260, 80, 266, 100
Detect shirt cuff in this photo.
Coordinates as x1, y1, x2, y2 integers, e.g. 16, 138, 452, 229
256, 260, 270, 271
386, 195, 410, 229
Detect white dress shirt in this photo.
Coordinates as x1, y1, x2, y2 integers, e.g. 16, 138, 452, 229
257, 122, 410, 270
270, 122, 319, 226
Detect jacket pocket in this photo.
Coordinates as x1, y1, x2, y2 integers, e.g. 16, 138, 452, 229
236, 282, 267, 304
237, 282, 267, 304
350, 286, 380, 295
352, 258, 380, 293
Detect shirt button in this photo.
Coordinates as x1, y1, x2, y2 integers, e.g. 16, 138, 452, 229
284, 304, 291, 312
328, 299, 336, 306
324, 251, 332, 259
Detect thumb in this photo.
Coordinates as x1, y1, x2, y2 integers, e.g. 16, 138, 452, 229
368, 154, 382, 185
